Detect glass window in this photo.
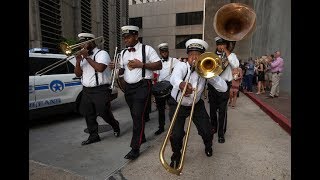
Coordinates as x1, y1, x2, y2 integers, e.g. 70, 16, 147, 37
29, 57, 74, 76
175, 34, 202, 49
176, 11, 203, 26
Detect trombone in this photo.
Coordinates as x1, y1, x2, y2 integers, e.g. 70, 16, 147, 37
159, 52, 222, 175
35, 36, 104, 76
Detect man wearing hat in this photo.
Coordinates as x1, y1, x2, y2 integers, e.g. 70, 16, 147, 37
74, 32, 120, 146
152, 42, 180, 135
109, 25, 162, 160
207, 36, 239, 144
167, 39, 227, 168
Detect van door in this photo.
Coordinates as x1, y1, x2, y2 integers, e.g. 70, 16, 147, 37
31, 56, 82, 110
29, 76, 36, 110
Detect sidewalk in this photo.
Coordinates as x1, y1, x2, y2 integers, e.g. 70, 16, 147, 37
113, 94, 291, 180
242, 88, 291, 135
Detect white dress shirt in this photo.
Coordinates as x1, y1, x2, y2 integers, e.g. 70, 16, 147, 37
157, 57, 180, 81
219, 53, 239, 82
170, 61, 227, 106
80, 47, 112, 87
120, 42, 161, 84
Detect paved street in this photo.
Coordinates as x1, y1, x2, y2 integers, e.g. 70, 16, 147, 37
29, 91, 290, 180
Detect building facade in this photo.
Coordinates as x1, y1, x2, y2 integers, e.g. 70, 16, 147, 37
129, 0, 291, 94
29, 0, 129, 56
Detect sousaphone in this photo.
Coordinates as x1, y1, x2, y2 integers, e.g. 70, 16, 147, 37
212, 3, 256, 71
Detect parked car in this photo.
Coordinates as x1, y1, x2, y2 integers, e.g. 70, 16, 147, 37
29, 48, 118, 120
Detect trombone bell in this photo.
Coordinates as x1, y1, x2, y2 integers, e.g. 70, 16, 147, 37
195, 52, 223, 78
59, 36, 104, 56
60, 42, 73, 56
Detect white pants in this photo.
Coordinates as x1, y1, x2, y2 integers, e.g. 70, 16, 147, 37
270, 72, 282, 96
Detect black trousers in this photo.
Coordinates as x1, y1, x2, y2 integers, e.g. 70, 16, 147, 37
79, 84, 118, 137
125, 79, 152, 150
207, 81, 231, 137
167, 97, 213, 154
154, 95, 169, 128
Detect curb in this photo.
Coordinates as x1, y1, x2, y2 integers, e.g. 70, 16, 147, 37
243, 92, 291, 135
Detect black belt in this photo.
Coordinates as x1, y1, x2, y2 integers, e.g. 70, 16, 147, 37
272, 71, 281, 74
83, 84, 110, 90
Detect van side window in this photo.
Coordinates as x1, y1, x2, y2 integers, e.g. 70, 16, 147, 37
29, 57, 75, 75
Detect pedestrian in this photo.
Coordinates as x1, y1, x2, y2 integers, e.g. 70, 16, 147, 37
74, 33, 120, 146
266, 50, 284, 98
109, 25, 162, 160
229, 67, 243, 108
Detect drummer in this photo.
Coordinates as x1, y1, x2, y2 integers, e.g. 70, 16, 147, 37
153, 43, 180, 135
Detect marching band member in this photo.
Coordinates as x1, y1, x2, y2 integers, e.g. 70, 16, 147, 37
74, 33, 120, 146
207, 36, 239, 143
109, 25, 162, 160
168, 39, 227, 168
153, 43, 180, 135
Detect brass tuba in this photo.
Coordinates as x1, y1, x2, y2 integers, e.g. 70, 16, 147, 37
213, 3, 256, 70
213, 3, 256, 42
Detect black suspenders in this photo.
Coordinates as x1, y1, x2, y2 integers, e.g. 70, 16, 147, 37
93, 50, 102, 86
122, 44, 146, 79
175, 62, 189, 101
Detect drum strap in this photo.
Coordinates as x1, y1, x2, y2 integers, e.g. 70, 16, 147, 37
175, 62, 189, 101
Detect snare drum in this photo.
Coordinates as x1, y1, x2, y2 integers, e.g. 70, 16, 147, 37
152, 80, 173, 98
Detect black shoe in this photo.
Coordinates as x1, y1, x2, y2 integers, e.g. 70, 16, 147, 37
218, 136, 225, 143
154, 128, 164, 135
113, 121, 120, 137
170, 160, 180, 169
205, 147, 213, 157
81, 136, 101, 145
124, 149, 140, 160
170, 152, 181, 169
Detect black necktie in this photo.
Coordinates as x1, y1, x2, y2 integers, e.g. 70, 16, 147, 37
162, 58, 168, 62
128, 47, 136, 52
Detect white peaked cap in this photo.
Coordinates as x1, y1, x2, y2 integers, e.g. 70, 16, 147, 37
158, 43, 169, 50
121, 25, 139, 34
214, 36, 222, 42
185, 39, 208, 52
78, 33, 95, 40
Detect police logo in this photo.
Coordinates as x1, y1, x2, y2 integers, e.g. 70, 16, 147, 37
50, 80, 65, 92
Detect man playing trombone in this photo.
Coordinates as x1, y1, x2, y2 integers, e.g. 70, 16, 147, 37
167, 39, 227, 168
74, 33, 120, 146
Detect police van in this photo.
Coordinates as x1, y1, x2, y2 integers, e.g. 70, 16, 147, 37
29, 48, 118, 119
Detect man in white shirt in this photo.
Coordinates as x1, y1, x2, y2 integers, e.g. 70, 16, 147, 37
168, 39, 227, 169
207, 37, 239, 144
109, 26, 162, 160
153, 43, 179, 135
74, 33, 120, 146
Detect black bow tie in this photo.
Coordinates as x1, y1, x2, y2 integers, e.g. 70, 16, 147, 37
128, 47, 136, 52
162, 58, 168, 62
